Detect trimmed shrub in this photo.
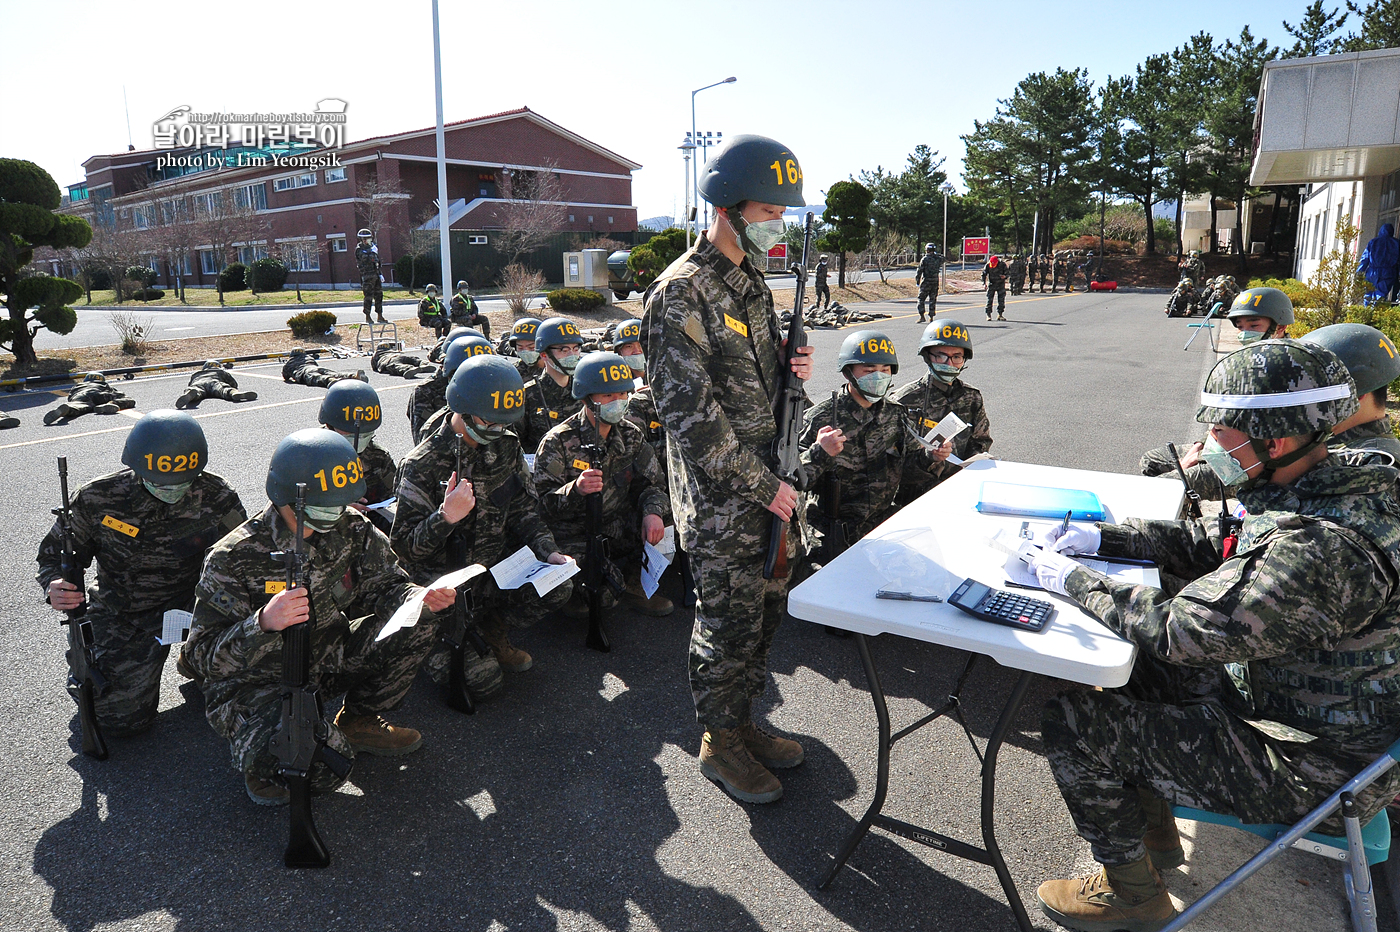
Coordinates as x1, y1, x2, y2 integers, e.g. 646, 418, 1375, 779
287, 309, 338, 338
628, 227, 688, 288
249, 257, 288, 292
546, 288, 607, 313
218, 262, 248, 292
80, 265, 112, 291
394, 253, 441, 291
125, 265, 158, 287
132, 288, 166, 301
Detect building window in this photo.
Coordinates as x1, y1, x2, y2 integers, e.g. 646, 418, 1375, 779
282, 242, 320, 271
608, 216, 613, 224
274, 176, 296, 191
587, 215, 593, 223
234, 183, 268, 211
325, 167, 346, 183
568, 214, 575, 222
200, 250, 220, 275
237, 243, 269, 265
328, 235, 347, 252
297, 172, 316, 187
131, 205, 154, 230
468, 235, 488, 245
176, 254, 193, 276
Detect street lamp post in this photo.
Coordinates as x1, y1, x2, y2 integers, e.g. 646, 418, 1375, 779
941, 183, 954, 285
687, 130, 724, 230
679, 140, 697, 248
691, 77, 735, 237
431, 0, 452, 295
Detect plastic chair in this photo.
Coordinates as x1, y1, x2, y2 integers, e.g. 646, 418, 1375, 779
1161, 738, 1400, 932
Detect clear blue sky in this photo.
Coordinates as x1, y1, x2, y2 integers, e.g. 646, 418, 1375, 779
0, 0, 1311, 223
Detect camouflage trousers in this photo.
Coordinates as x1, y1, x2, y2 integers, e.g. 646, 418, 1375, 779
222, 612, 436, 791
814, 283, 831, 310
372, 353, 427, 378
1042, 654, 1400, 867
183, 381, 246, 405
688, 538, 796, 731
80, 608, 170, 736
917, 282, 938, 317
984, 281, 1006, 314
286, 365, 350, 389
361, 276, 383, 318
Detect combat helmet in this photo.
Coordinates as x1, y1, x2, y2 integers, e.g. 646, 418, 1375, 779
266, 428, 365, 507
122, 409, 208, 486
425, 284, 439, 295
926, 243, 937, 251
443, 332, 494, 378
697, 134, 805, 208
1227, 287, 1295, 330
456, 280, 470, 291
836, 330, 899, 374
511, 317, 542, 345
1197, 340, 1357, 479
319, 380, 383, 440
84, 371, 106, 383
610, 318, 643, 350
447, 355, 527, 425
535, 317, 584, 353
919, 319, 974, 361
572, 351, 636, 399
203, 359, 223, 370
357, 228, 372, 239
1300, 323, 1400, 395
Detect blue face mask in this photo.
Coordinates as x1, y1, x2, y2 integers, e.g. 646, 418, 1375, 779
1201, 435, 1253, 486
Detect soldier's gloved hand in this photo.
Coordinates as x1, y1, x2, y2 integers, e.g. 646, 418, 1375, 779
1029, 548, 1078, 596
642, 514, 665, 545
575, 468, 604, 495
1036, 523, 1101, 555
817, 426, 845, 457
441, 471, 476, 523
260, 585, 310, 632
767, 481, 799, 521
47, 579, 85, 612
422, 587, 457, 613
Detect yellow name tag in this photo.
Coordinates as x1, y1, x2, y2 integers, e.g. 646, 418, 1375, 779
549, 410, 558, 419
101, 515, 139, 537
923, 418, 937, 430
265, 581, 287, 594
572, 458, 592, 471
724, 314, 749, 337
649, 421, 661, 429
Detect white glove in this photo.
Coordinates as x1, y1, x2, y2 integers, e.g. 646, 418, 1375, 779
370, 244, 379, 254
1036, 523, 1101, 555
1030, 548, 1079, 596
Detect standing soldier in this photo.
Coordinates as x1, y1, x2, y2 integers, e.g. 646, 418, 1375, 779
890, 319, 993, 506
371, 342, 437, 380
319, 380, 396, 531
175, 361, 258, 409
409, 331, 495, 445
355, 228, 385, 324
813, 255, 831, 311
38, 411, 247, 738
184, 430, 456, 804
392, 356, 574, 696
1025, 252, 1040, 294
43, 373, 136, 425
417, 284, 448, 338
981, 254, 1008, 321
1039, 251, 1051, 292
449, 280, 490, 338
534, 351, 673, 617
1179, 248, 1206, 285
645, 133, 815, 805
1009, 253, 1026, 295
915, 243, 943, 322
517, 317, 586, 457
1052, 251, 1067, 293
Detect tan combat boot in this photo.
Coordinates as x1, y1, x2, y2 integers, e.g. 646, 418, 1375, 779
1037, 854, 1177, 932
698, 728, 783, 803
621, 574, 673, 617
245, 771, 289, 807
735, 719, 804, 769
334, 710, 422, 757
483, 628, 533, 673
1137, 786, 1184, 870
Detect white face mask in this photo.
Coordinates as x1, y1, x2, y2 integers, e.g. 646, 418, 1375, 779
144, 479, 193, 503
1201, 435, 1253, 486
733, 212, 786, 264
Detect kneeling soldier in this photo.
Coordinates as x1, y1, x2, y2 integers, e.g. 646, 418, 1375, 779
412, 332, 494, 444
184, 430, 455, 805
319, 381, 396, 532
518, 317, 586, 456
38, 411, 246, 737
535, 351, 672, 617
44, 372, 136, 425
176, 360, 258, 409
392, 356, 573, 699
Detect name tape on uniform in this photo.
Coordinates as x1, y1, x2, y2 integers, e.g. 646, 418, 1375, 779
724, 314, 749, 337
102, 515, 139, 537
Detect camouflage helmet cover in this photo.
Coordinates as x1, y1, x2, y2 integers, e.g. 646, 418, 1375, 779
1196, 340, 1358, 438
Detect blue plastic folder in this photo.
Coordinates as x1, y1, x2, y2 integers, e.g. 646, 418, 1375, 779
975, 482, 1106, 521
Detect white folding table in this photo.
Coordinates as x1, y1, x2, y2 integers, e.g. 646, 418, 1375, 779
788, 459, 1184, 930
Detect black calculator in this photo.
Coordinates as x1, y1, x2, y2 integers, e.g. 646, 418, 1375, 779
947, 578, 1053, 632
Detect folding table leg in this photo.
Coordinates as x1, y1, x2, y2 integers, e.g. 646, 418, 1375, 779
981, 670, 1035, 932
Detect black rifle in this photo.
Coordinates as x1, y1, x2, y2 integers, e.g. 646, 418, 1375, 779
1166, 442, 1204, 521
580, 439, 623, 652
269, 483, 350, 869
440, 448, 490, 714
53, 457, 108, 761
764, 211, 815, 580
823, 391, 849, 560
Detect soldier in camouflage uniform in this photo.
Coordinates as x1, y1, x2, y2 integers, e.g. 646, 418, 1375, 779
1178, 248, 1205, 286
1303, 323, 1400, 461
449, 281, 491, 338
1039, 251, 1052, 292
1026, 340, 1400, 932
184, 429, 455, 805
319, 380, 396, 535
890, 320, 992, 506
281, 349, 361, 389
517, 317, 586, 457
417, 284, 448, 338
38, 411, 246, 737
175, 360, 258, 409
371, 342, 436, 379
407, 331, 493, 444
1009, 253, 1026, 295
392, 355, 573, 693
534, 351, 673, 616
355, 228, 385, 324
644, 133, 814, 805
981, 254, 1008, 320
43, 372, 136, 425
813, 255, 831, 311
915, 243, 943, 322
503, 317, 542, 369
1052, 251, 1067, 293
1025, 252, 1040, 294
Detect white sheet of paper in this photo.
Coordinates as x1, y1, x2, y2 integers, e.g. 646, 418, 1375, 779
1002, 552, 1152, 590
375, 565, 486, 642
923, 412, 970, 447
366, 497, 396, 512
639, 529, 678, 598
490, 545, 580, 596
524, 454, 536, 472
156, 609, 193, 646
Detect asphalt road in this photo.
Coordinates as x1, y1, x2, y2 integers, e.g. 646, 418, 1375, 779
0, 292, 1369, 932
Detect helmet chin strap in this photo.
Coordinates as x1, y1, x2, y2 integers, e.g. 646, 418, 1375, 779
1247, 429, 1331, 482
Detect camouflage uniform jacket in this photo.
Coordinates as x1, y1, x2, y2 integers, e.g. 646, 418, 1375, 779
889, 373, 993, 500
1333, 416, 1400, 460
281, 352, 329, 382
981, 259, 1008, 287
519, 372, 583, 457
1070, 462, 1400, 757
358, 439, 397, 504
184, 506, 422, 738
390, 418, 560, 580
448, 293, 480, 326
533, 408, 668, 549
916, 253, 943, 285
418, 295, 446, 322
642, 233, 796, 555
814, 261, 829, 287
66, 383, 128, 406
1180, 256, 1206, 283
798, 389, 914, 541
355, 243, 379, 282
624, 383, 667, 482
189, 366, 236, 389
372, 343, 423, 371
37, 469, 246, 618
407, 373, 449, 444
